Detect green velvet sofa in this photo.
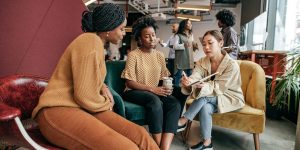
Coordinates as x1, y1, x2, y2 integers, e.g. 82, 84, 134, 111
105, 61, 146, 125
105, 60, 187, 126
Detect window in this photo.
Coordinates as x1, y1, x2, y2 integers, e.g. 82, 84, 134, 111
242, 0, 300, 51
273, 0, 300, 50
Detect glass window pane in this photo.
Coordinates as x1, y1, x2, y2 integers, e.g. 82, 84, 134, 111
274, 0, 300, 51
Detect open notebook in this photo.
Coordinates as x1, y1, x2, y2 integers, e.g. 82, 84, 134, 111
188, 72, 219, 86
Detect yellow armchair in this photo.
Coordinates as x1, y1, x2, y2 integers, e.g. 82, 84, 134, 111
184, 60, 266, 150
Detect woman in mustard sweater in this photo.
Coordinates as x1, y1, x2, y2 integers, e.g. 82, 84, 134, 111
32, 3, 159, 150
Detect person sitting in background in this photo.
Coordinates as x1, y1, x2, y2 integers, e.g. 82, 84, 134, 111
121, 16, 181, 150
216, 9, 239, 59
178, 30, 245, 150
31, 3, 159, 150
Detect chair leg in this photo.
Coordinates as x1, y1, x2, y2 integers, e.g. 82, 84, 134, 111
253, 133, 260, 150
182, 120, 192, 144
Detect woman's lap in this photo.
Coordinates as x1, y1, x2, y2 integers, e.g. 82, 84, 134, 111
36, 107, 141, 150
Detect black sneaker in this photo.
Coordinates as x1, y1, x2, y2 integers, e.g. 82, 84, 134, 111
176, 123, 187, 132
189, 141, 213, 150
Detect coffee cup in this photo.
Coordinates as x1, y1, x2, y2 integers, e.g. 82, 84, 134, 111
162, 77, 173, 90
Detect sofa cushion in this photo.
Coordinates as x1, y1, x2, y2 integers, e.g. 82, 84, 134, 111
124, 101, 146, 125
213, 110, 265, 133
235, 104, 264, 115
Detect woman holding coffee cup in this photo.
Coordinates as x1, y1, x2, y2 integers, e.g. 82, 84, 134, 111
121, 16, 181, 150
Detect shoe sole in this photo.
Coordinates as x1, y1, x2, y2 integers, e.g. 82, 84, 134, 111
176, 127, 186, 132
189, 147, 213, 150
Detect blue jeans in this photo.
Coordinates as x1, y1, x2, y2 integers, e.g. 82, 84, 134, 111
174, 69, 192, 86
183, 97, 217, 140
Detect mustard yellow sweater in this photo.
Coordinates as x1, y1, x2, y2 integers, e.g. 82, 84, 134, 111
32, 33, 110, 118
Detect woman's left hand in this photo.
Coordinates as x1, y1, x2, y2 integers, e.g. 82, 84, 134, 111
150, 86, 172, 97
193, 82, 205, 89
101, 84, 115, 110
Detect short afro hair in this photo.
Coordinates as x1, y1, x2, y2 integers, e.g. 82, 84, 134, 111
215, 9, 236, 27
132, 16, 159, 42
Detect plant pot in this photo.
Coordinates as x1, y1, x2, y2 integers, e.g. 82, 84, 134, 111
282, 90, 299, 124
266, 100, 283, 120
265, 78, 283, 120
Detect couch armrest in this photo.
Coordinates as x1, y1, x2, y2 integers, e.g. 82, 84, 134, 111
109, 87, 126, 117
0, 103, 21, 121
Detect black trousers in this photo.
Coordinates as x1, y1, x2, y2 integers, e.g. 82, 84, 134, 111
123, 90, 181, 134
166, 58, 175, 77
172, 86, 188, 114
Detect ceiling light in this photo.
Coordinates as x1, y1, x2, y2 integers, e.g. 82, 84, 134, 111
176, 14, 202, 21
84, 0, 97, 6
177, 4, 211, 11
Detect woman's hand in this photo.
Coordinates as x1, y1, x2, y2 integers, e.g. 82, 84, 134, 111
150, 86, 173, 97
184, 43, 192, 48
181, 75, 191, 87
101, 84, 115, 110
193, 82, 205, 89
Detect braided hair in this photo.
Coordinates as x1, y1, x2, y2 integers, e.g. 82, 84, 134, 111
132, 16, 159, 42
81, 3, 125, 32
215, 9, 236, 27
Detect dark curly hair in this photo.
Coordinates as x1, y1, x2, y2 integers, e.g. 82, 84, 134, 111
132, 16, 159, 42
215, 9, 236, 27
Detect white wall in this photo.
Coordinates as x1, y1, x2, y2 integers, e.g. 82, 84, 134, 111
156, 4, 241, 59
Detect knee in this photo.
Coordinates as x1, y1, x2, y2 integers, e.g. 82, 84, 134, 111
136, 126, 149, 136
200, 104, 214, 115
146, 97, 162, 113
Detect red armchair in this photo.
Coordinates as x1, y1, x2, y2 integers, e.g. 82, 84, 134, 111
0, 75, 61, 150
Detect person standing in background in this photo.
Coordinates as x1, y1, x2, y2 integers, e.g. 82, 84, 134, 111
173, 19, 195, 86
159, 23, 179, 76
216, 9, 239, 60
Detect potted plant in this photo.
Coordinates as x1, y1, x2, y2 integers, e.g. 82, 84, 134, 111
272, 47, 300, 123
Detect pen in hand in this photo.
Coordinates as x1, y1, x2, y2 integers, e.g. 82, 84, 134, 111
181, 71, 190, 87
182, 71, 187, 78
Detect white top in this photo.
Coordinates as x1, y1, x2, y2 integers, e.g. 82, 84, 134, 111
161, 34, 177, 59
